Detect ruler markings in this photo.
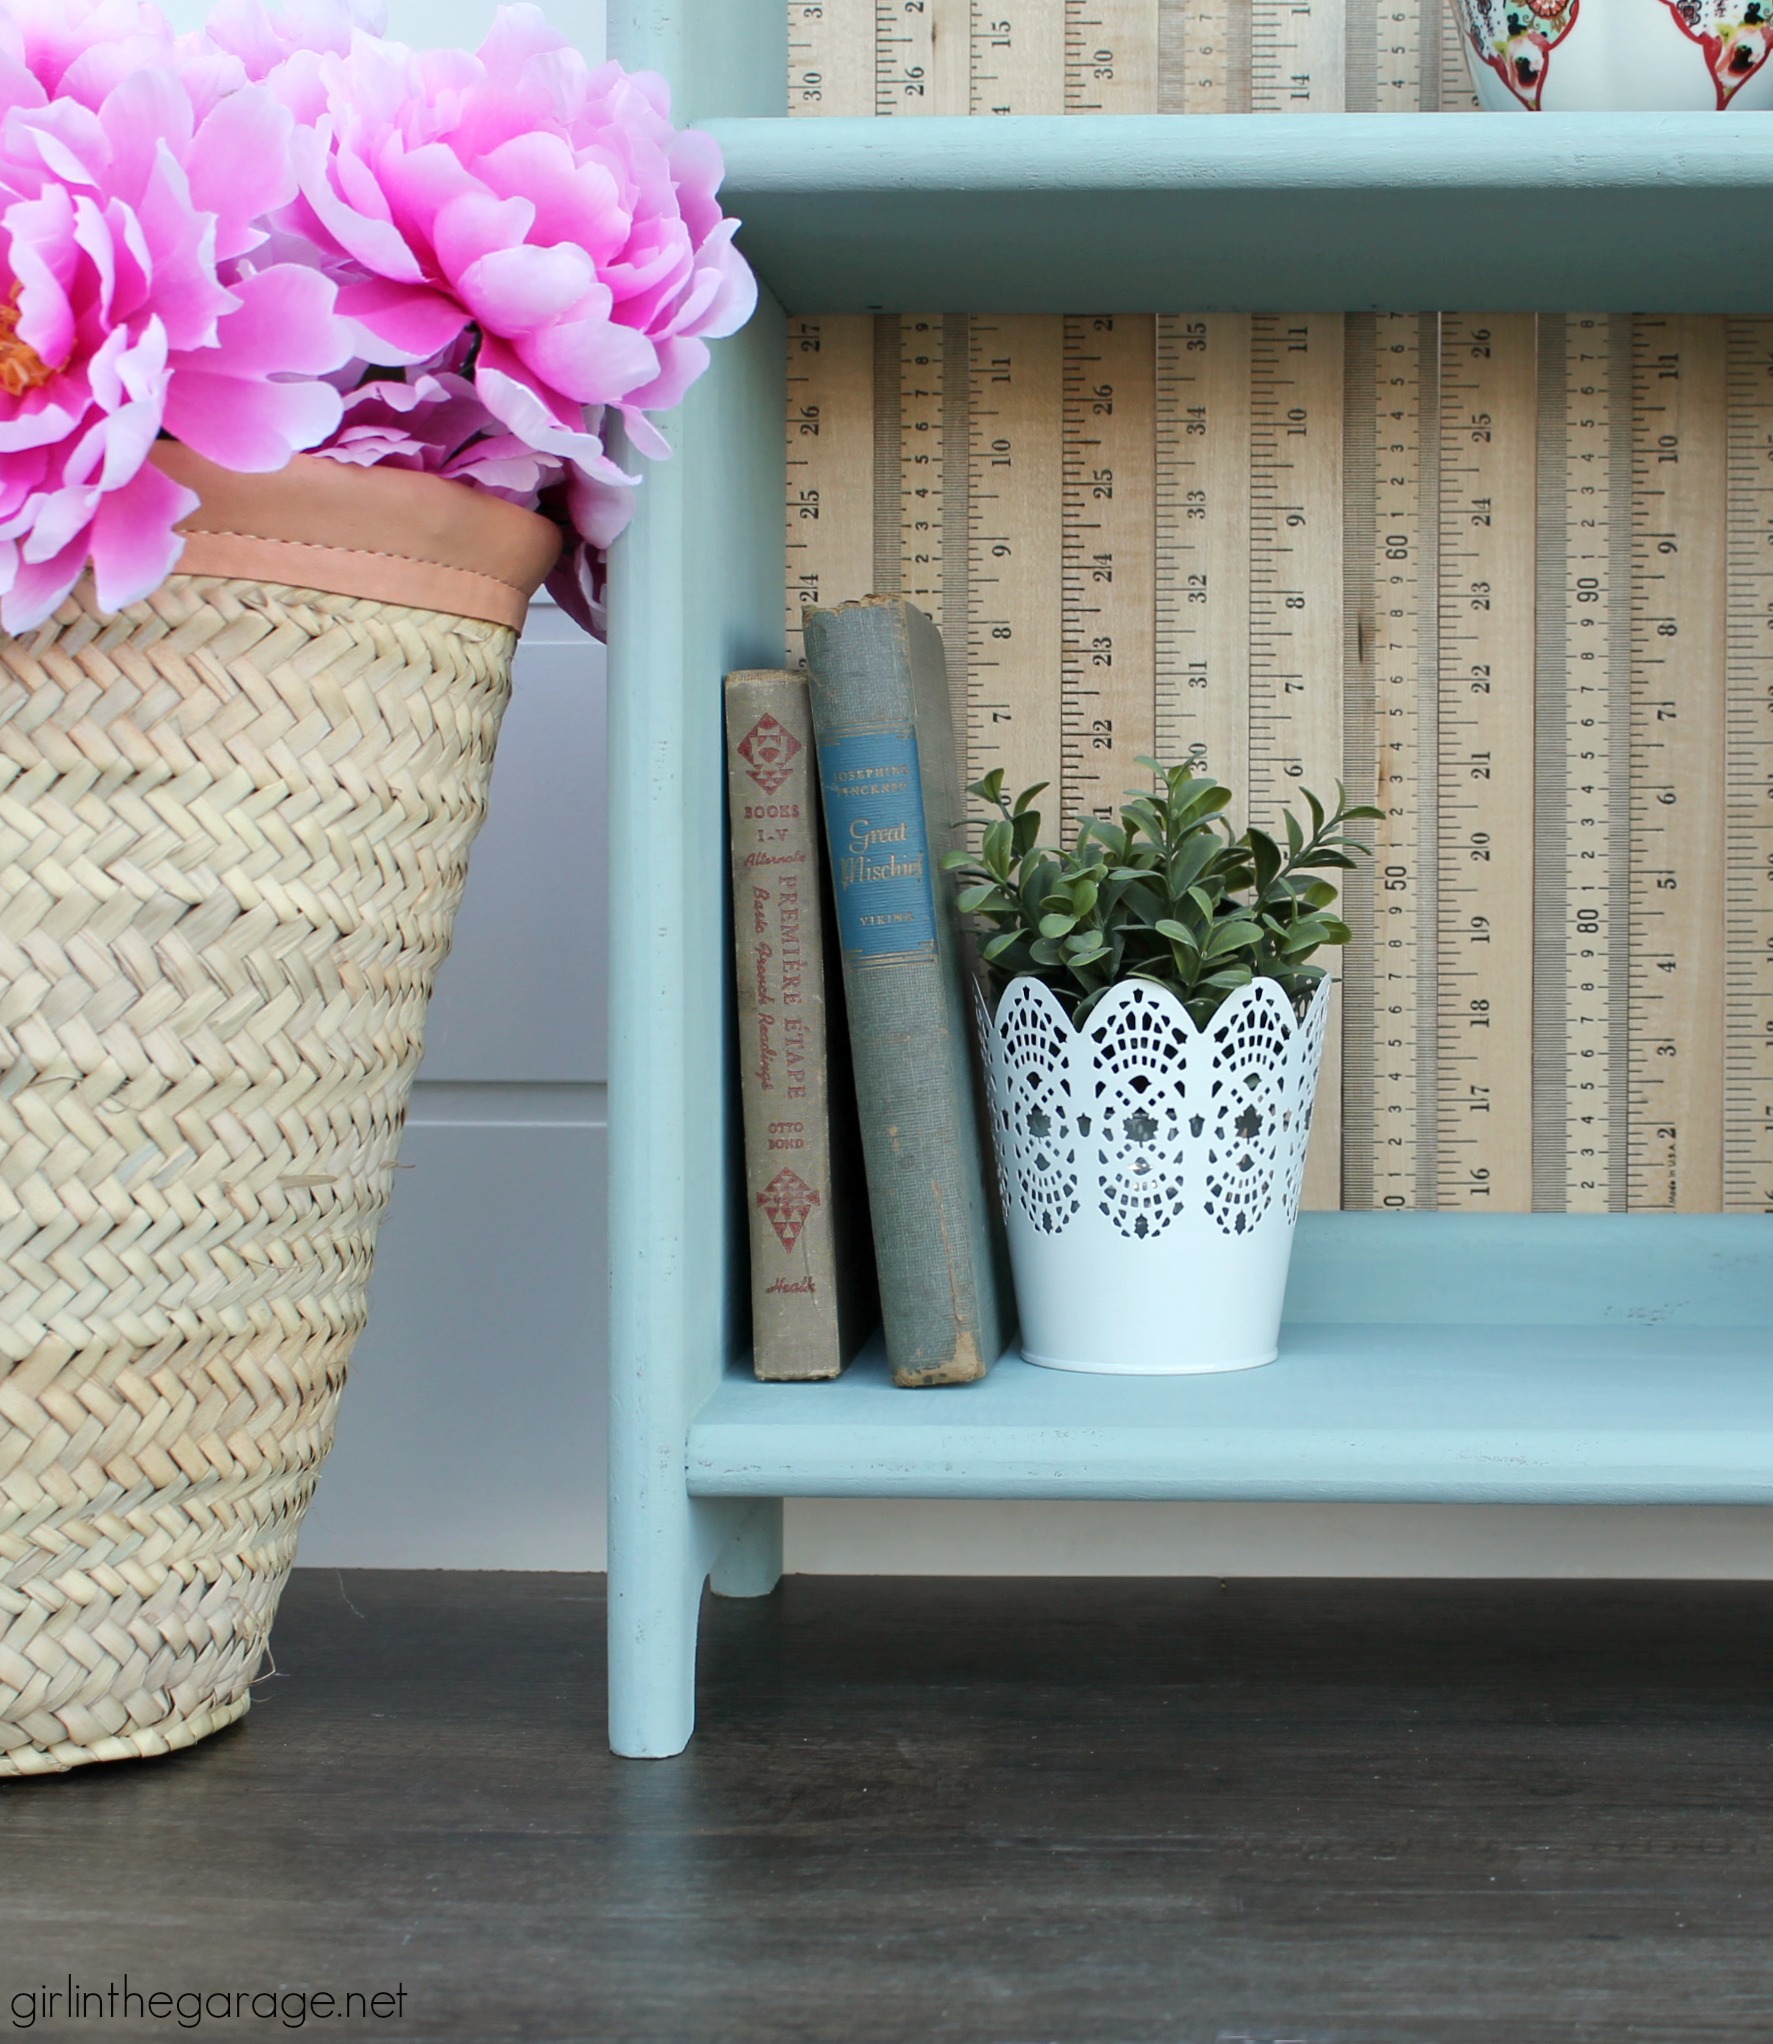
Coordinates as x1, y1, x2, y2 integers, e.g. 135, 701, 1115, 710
1630, 315, 1727, 1213
1159, 0, 1247, 110
1437, 312, 1536, 1211
785, 316, 877, 663
787, 0, 873, 112
1251, 0, 1346, 109
967, 315, 1065, 803
899, 315, 948, 627
1061, 315, 1157, 831
972, 1, 1066, 111
1155, 315, 1252, 795
1250, 312, 1346, 1208
1066, 0, 1161, 111
1535, 316, 1629, 1213
1341, 314, 1379, 1201
1347, 311, 1434, 1208
1724, 318, 1773, 1211
875, 0, 969, 112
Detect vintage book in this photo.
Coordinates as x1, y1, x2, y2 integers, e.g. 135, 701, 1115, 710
801, 597, 1009, 1388
725, 669, 874, 1380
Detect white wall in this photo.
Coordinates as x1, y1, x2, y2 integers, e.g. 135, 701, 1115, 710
162, 0, 1773, 1578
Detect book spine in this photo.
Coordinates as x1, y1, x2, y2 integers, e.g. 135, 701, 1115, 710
805, 600, 1005, 1387
725, 671, 847, 1380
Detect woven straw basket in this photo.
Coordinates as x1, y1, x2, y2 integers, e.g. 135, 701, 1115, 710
0, 448, 559, 1774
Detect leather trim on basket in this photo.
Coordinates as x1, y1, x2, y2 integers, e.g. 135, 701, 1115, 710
152, 443, 563, 629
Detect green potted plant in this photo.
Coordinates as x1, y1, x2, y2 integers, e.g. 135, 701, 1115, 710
945, 758, 1377, 1375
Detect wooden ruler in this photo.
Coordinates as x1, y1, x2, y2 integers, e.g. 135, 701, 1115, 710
1066, 0, 1161, 111
785, 315, 877, 663
1249, 313, 1346, 1207
1162, 0, 1245, 111
1629, 316, 1727, 1214
873, 0, 969, 113
966, 315, 1064, 806
1533, 315, 1632, 1213
1436, 313, 1536, 1212
787, 0, 874, 113
1251, 0, 1346, 109
898, 315, 949, 625
972, 2, 1067, 111
1725, 319, 1773, 1213
1061, 315, 1157, 830
1155, 316, 1252, 792
792, 1, 1478, 119
1343, 311, 1435, 1209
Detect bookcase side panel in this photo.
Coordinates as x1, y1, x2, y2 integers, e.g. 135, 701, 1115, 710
606, 289, 789, 1754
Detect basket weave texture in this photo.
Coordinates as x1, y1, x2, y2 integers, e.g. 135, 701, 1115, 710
0, 573, 514, 1774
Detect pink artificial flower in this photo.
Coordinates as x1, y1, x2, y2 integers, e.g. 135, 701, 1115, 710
247, 3, 754, 630
0, 16, 353, 630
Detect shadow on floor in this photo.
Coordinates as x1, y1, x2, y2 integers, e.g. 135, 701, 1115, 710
6, 1572, 1773, 2042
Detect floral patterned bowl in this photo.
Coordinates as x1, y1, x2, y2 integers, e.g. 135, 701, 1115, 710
1452, 0, 1773, 109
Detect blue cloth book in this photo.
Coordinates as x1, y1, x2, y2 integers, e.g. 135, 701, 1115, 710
802, 596, 1008, 1387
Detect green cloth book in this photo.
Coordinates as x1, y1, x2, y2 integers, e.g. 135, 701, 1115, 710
802, 597, 1008, 1388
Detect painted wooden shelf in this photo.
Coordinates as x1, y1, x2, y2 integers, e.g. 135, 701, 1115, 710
690, 1216, 1773, 1503
707, 112, 1773, 314
603, 0, 1773, 1755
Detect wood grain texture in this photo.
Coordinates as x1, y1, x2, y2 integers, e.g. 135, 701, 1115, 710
13, 1569, 1773, 2042
785, 316, 876, 662
1630, 316, 1728, 1213
1061, 313, 1157, 830
1437, 313, 1536, 1212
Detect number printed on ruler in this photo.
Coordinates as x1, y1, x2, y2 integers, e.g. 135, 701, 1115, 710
875, 0, 969, 112
1249, 312, 1345, 1208
1364, 311, 1431, 1209
1437, 313, 1536, 1211
1555, 316, 1625, 1212
1251, 0, 1346, 108
899, 316, 947, 625
972, 3, 1066, 110
1630, 315, 1726, 1213
1725, 319, 1773, 1212
788, 0, 872, 113
1066, 0, 1160, 111
967, 316, 1064, 802
1156, 316, 1252, 796
1062, 315, 1157, 830
785, 316, 876, 661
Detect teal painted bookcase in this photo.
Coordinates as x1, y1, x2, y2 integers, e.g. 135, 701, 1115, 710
604, 0, 1773, 1757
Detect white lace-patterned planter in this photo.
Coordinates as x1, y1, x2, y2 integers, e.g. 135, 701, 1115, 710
980, 975, 1330, 1375
1453, 0, 1773, 112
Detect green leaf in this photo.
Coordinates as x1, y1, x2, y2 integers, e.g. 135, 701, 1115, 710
1011, 779, 1049, 817
1038, 912, 1077, 940
1247, 827, 1282, 895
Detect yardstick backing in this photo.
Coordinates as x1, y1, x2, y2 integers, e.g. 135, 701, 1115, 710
780, 3, 1764, 1215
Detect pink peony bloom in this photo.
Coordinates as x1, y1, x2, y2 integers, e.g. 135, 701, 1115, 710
0, 22, 353, 630
249, 3, 755, 631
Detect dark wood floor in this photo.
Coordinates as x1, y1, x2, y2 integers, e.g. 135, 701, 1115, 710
6, 1571, 1773, 2041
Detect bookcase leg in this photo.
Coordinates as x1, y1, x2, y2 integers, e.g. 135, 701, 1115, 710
608, 1495, 757, 1758
709, 1499, 784, 1599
